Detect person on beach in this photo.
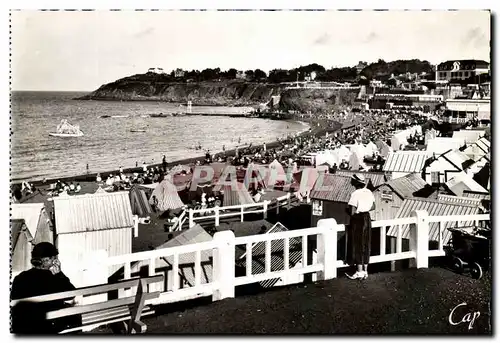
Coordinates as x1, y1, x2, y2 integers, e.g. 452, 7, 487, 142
346, 174, 375, 280
162, 155, 167, 171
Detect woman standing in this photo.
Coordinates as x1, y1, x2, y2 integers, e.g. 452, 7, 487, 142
346, 174, 375, 280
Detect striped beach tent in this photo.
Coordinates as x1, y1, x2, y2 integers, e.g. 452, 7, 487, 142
149, 179, 184, 211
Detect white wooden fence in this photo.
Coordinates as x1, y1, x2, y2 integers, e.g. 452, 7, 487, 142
80, 211, 490, 310
169, 193, 302, 231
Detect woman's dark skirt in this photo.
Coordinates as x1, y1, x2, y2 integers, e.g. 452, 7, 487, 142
346, 212, 372, 266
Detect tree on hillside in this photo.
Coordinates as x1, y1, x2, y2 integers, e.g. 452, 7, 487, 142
200, 68, 221, 81
254, 69, 267, 81
317, 67, 357, 82
268, 69, 291, 83
224, 68, 238, 79
245, 70, 255, 81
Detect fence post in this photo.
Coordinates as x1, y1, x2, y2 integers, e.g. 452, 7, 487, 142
316, 218, 339, 280
215, 206, 220, 227
263, 201, 268, 219
189, 209, 194, 227
409, 210, 429, 269
212, 230, 235, 301
133, 215, 139, 238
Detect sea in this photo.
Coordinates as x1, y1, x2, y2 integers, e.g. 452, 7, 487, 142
10, 91, 309, 183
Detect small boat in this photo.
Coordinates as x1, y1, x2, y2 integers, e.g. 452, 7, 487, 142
150, 112, 173, 118
111, 115, 129, 118
49, 119, 84, 137
100, 115, 111, 118
130, 129, 147, 133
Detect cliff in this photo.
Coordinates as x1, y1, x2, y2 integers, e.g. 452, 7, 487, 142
78, 73, 360, 112
279, 88, 360, 113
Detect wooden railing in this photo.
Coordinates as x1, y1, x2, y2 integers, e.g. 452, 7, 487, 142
70, 211, 490, 313
169, 193, 303, 231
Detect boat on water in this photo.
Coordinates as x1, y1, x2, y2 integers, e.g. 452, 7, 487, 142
111, 115, 129, 118
49, 119, 84, 137
130, 129, 147, 133
150, 112, 173, 118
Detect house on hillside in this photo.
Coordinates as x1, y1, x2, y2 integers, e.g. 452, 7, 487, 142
422, 149, 475, 184
11, 203, 54, 276
148, 67, 165, 74
355, 61, 368, 74
52, 192, 135, 284
174, 68, 185, 78
371, 174, 428, 221
383, 151, 431, 179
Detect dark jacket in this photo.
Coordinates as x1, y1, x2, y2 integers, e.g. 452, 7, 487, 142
11, 268, 79, 334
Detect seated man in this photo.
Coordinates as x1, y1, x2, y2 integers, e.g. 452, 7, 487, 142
11, 243, 81, 334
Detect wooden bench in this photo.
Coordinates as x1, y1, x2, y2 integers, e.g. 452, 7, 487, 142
10, 275, 164, 334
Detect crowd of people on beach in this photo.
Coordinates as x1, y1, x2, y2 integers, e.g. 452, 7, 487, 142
12, 107, 434, 206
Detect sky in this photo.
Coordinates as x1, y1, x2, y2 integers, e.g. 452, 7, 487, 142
10, 10, 490, 91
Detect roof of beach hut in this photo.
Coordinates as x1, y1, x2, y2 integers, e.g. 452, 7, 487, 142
221, 182, 255, 207
129, 185, 153, 218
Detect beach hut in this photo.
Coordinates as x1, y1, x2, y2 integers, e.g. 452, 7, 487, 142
241, 165, 268, 192
310, 174, 358, 226
315, 152, 340, 168
149, 179, 185, 212
365, 141, 378, 156
423, 149, 475, 184
375, 140, 392, 159
391, 131, 409, 151
222, 182, 255, 207
463, 137, 490, 161
386, 197, 481, 252
169, 164, 191, 175
268, 159, 289, 187
452, 130, 485, 144
10, 203, 54, 256
426, 137, 465, 155
292, 167, 321, 194
445, 172, 488, 197
383, 151, 431, 179
11, 219, 33, 276
335, 145, 351, 162
371, 174, 428, 221
129, 185, 153, 218
52, 192, 135, 282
